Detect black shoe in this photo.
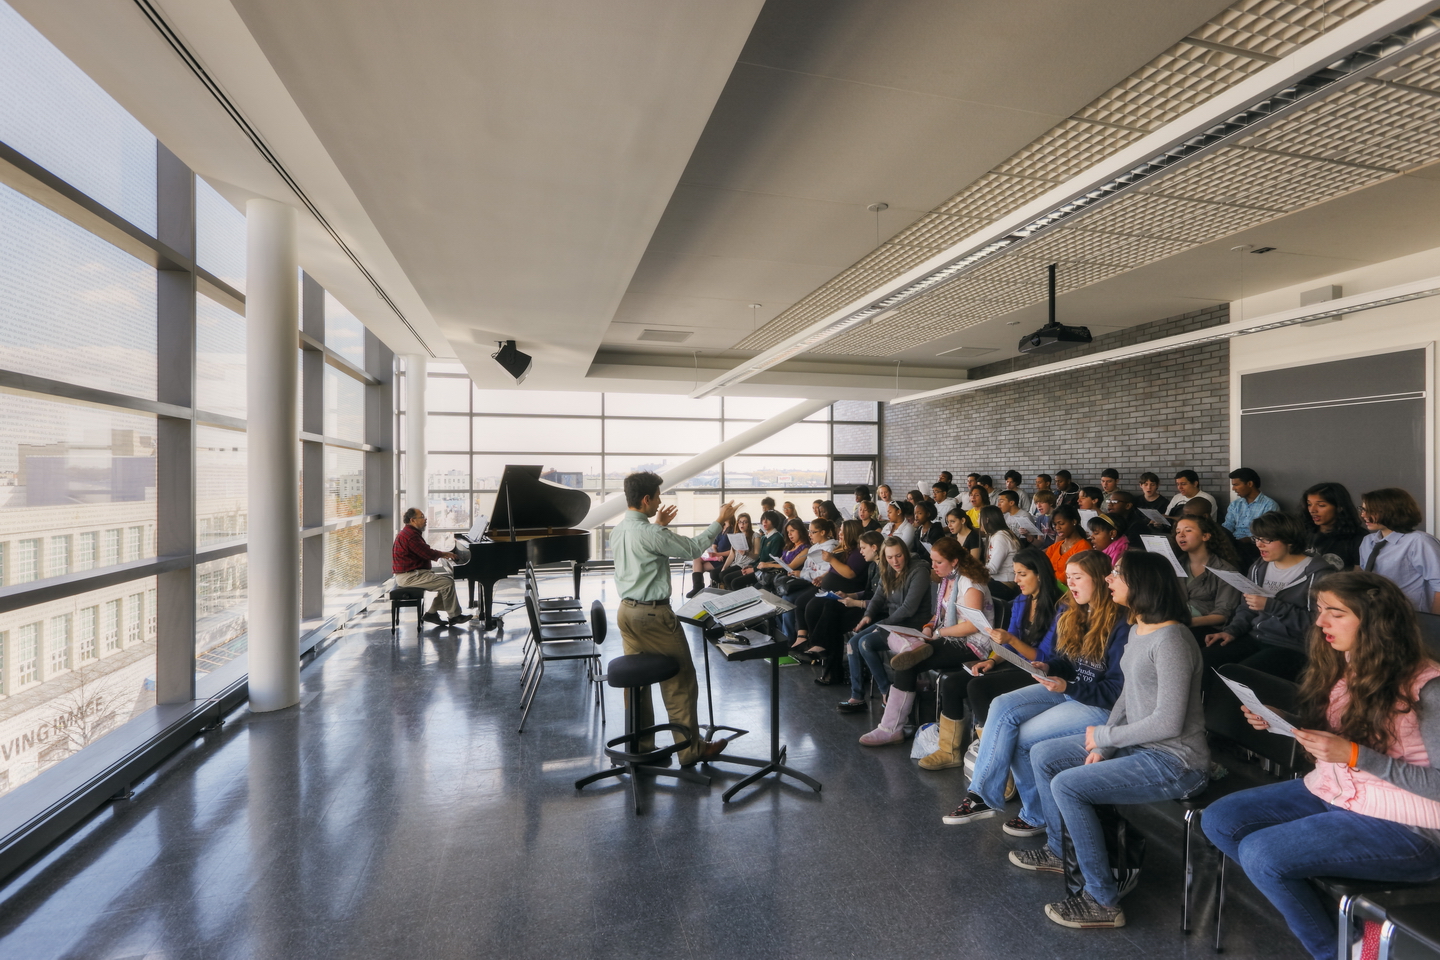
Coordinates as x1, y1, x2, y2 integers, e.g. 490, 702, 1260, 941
837, 699, 867, 713
422, 612, 445, 626
448, 614, 472, 626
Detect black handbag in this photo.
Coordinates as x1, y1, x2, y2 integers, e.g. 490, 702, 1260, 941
1060, 804, 1146, 899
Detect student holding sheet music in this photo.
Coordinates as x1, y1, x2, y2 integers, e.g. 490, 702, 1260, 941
962, 549, 1066, 730
852, 538, 990, 746
1137, 471, 1170, 517
790, 519, 863, 654
686, 516, 737, 598
1026, 552, 1207, 930
720, 510, 786, 590
1203, 572, 1440, 960
1203, 512, 1331, 686
839, 536, 931, 717
1171, 515, 1242, 638
807, 530, 885, 687
945, 551, 1127, 832
912, 501, 945, 558
944, 508, 983, 560
1045, 506, 1090, 576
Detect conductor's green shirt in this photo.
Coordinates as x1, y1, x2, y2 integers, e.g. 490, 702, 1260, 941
610, 509, 721, 602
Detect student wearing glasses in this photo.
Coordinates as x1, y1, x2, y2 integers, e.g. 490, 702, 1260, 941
1359, 487, 1440, 614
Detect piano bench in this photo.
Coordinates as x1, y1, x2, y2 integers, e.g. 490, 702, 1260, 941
390, 587, 427, 635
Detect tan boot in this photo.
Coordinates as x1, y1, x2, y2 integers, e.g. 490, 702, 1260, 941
919, 715, 964, 770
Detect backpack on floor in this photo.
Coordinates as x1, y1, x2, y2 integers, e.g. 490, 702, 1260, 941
1060, 804, 1146, 899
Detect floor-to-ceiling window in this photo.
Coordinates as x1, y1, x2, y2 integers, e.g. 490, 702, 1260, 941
0, 2, 392, 799
395, 361, 880, 556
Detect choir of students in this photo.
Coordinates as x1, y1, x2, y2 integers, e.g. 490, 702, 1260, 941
705, 467, 1440, 951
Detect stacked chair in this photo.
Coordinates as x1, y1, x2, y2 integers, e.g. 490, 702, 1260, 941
517, 563, 604, 733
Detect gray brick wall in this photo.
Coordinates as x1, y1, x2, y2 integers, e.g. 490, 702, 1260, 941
882, 304, 1232, 495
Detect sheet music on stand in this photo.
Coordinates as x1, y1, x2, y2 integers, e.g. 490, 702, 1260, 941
675, 586, 792, 627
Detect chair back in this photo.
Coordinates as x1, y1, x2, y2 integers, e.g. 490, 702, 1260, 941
590, 600, 608, 646
1209, 664, 1304, 770
523, 594, 543, 637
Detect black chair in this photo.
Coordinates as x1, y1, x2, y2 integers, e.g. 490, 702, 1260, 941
574, 653, 709, 814
1117, 664, 1301, 937
390, 586, 426, 635
519, 590, 593, 695
1308, 881, 1440, 960
1373, 897, 1440, 959
525, 562, 584, 612
518, 596, 600, 733
588, 600, 608, 725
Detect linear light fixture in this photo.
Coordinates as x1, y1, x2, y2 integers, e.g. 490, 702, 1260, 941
889, 277, 1440, 405
690, 0, 1440, 399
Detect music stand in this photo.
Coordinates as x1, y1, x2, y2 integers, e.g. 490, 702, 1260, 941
678, 588, 822, 802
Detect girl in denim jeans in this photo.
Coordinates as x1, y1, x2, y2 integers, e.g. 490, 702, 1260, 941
1204, 572, 1440, 960
1021, 551, 1208, 929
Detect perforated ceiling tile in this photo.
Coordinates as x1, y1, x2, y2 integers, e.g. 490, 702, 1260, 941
935, 173, 1060, 222
888, 212, 989, 250
1373, 39, 1440, 91
1076, 42, 1272, 132
1144, 145, 1397, 210
1241, 80, 1440, 170
814, 315, 991, 356
995, 120, 1151, 184
1191, 0, 1380, 59
1013, 227, 1193, 268
1076, 191, 1275, 243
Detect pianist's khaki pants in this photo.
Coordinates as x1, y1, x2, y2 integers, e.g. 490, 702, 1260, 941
395, 570, 461, 618
618, 600, 701, 765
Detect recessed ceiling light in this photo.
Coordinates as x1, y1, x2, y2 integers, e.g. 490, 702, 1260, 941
1005, 320, 1020, 326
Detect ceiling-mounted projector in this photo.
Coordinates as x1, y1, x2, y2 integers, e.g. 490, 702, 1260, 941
1017, 263, 1091, 355
491, 340, 532, 383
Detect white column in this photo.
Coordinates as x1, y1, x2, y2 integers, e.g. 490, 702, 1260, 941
581, 397, 831, 529
246, 199, 300, 713
403, 353, 427, 515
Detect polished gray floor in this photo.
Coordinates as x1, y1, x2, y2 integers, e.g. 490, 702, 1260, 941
0, 571, 1309, 959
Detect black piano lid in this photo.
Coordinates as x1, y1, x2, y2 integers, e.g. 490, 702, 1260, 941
491, 465, 592, 532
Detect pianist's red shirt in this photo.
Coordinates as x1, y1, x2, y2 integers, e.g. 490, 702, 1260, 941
393, 524, 444, 574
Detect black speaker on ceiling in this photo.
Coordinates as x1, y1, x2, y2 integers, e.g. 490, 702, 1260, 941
491, 340, 532, 384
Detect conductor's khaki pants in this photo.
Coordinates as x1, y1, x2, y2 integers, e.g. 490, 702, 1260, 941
617, 600, 701, 764
395, 569, 461, 617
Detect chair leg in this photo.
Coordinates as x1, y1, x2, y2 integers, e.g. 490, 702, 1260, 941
518, 657, 544, 733
1182, 810, 1195, 934
1379, 920, 1401, 960
1213, 854, 1227, 952
1338, 895, 1358, 960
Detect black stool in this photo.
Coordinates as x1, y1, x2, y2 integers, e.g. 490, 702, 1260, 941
390, 587, 426, 635
575, 653, 709, 814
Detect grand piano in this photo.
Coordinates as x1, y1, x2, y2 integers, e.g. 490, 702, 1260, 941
452, 464, 592, 630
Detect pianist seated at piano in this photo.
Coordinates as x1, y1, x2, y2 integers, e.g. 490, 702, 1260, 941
393, 508, 471, 627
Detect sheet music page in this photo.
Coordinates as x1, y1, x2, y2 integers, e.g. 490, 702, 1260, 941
957, 604, 992, 635
467, 514, 490, 540
1141, 535, 1189, 578
728, 533, 750, 553
1139, 509, 1171, 527
1207, 566, 1276, 598
985, 640, 1045, 677
1215, 671, 1296, 736
879, 624, 927, 639
1006, 513, 1040, 537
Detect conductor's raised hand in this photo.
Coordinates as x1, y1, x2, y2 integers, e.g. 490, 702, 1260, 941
717, 501, 740, 526
656, 504, 678, 526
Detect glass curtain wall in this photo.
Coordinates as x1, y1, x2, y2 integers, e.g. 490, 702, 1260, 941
396, 363, 880, 557
0, 3, 393, 799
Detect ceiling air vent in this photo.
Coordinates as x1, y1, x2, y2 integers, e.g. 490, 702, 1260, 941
637, 328, 693, 343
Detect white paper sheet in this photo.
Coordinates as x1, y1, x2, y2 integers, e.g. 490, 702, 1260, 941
801, 539, 840, 580
1139, 508, 1172, 527
879, 624, 927, 640
985, 639, 1046, 677
1079, 509, 1098, 526
957, 604, 992, 635
727, 533, 750, 553
1215, 671, 1296, 737
1207, 566, 1276, 598
1141, 535, 1189, 578
1005, 513, 1041, 537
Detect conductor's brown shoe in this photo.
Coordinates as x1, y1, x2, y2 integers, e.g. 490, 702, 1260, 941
697, 738, 729, 762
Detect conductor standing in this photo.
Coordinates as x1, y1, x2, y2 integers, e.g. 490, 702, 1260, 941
612, 472, 738, 765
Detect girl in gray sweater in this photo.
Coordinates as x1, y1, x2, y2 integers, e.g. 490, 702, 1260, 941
1018, 551, 1209, 930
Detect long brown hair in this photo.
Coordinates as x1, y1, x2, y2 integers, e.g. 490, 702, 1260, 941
930, 535, 988, 583
878, 536, 914, 595
1296, 571, 1434, 754
1173, 515, 1239, 567
1054, 550, 1121, 664
837, 519, 863, 554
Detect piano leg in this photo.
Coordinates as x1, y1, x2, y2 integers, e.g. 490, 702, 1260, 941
480, 580, 501, 632
572, 561, 583, 601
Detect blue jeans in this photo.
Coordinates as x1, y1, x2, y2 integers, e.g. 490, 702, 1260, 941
970, 686, 1109, 827
1032, 734, 1208, 907
1203, 779, 1440, 960
849, 624, 892, 700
